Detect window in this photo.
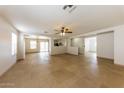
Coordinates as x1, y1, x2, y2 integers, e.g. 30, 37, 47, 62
12, 32, 17, 56
30, 40, 37, 49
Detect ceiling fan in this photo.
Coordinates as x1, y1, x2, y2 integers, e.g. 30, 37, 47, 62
54, 27, 72, 36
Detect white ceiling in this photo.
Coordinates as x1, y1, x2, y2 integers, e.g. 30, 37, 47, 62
0, 5, 124, 37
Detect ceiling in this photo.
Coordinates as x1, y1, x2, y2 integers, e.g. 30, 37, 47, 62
0, 5, 124, 37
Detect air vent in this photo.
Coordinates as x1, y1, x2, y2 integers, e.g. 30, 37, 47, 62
63, 5, 77, 13
63, 5, 73, 10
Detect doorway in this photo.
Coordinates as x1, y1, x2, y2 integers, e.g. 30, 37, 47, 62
85, 37, 97, 53
40, 41, 49, 52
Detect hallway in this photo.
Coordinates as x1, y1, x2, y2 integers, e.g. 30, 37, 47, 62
0, 53, 124, 88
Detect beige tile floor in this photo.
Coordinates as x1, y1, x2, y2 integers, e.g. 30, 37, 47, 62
0, 52, 124, 88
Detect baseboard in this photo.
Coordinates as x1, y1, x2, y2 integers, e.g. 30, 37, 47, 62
97, 56, 114, 61
51, 53, 65, 56
66, 53, 79, 56
26, 52, 40, 54
17, 58, 24, 62
114, 63, 124, 67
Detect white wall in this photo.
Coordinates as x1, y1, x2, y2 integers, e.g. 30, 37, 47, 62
97, 32, 114, 59
50, 38, 67, 55
65, 38, 79, 55
67, 46, 78, 55
114, 26, 124, 65
71, 38, 85, 54
51, 46, 66, 55
0, 17, 18, 76
17, 32, 25, 60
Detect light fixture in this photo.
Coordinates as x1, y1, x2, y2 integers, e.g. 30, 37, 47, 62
63, 32, 65, 36
60, 32, 65, 36
55, 26, 72, 36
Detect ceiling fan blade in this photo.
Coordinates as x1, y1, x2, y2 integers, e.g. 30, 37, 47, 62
65, 31, 72, 33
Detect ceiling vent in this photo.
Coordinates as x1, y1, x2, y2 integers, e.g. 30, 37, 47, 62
63, 5, 77, 13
